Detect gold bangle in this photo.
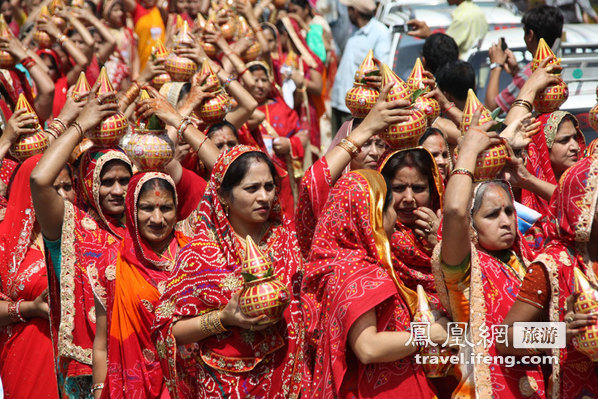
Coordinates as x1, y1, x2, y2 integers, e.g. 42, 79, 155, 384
72, 121, 84, 137
196, 135, 209, 153
512, 99, 533, 113
337, 138, 359, 157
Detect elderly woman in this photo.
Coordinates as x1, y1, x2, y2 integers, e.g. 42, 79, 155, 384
434, 114, 546, 398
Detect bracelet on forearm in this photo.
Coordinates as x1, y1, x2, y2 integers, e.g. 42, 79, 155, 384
8, 299, 26, 323
176, 116, 192, 141
196, 134, 209, 153
222, 75, 236, 89
21, 57, 36, 69
512, 99, 533, 113
444, 102, 456, 113
198, 310, 227, 337
90, 383, 104, 395
337, 138, 360, 158
450, 167, 474, 180
71, 121, 84, 137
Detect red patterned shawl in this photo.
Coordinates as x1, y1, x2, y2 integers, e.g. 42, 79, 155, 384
77, 148, 132, 239
531, 156, 598, 399
0, 155, 58, 398
522, 111, 585, 217
153, 145, 304, 399
302, 170, 432, 398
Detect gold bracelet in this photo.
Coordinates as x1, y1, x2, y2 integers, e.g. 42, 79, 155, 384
512, 99, 533, 113
196, 135, 209, 153
72, 121, 84, 137
210, 310, 227, 334
337, 138, 359, 158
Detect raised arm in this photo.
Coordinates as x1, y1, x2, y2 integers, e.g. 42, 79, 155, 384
30, 86, 119, 240
441, 110, 502, 266
0, 34, 55, 122
72, 7, 117, 65
325, 84, 411, 182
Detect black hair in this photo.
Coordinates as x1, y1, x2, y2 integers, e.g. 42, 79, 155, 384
178, 83, 191, 105
522, 5, 564, 48
207, 121, 239, 139
289, 0, 312, 16
248, 63, 269, 75
422, 33, 459, 75
138, 177, 176, 206
380, 149, 439, 210
418, 127, 444, 146
99, 159, 133, 180
219, 151, 279, 198
261, 23, 277, 38
39, 52, 58, 72
436, 60, 475, 102
275, 19, 286, 36
383, 176, 393, 212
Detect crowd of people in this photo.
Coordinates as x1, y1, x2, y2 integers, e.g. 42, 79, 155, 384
0, 0, 597, 397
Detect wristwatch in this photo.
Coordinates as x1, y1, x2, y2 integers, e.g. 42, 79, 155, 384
489, 62, 503, 70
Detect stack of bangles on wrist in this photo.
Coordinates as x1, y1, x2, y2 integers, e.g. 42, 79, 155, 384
198, 310, 227, 336
46, 118, 67, 139
21, 57, 36, 69
7, 299, 26, 323
450, 168, 474, 180
512, 99, 533, 113
337, 137, 361, 158
176, 116, 193, 141
123, 81, 141, 104
71, 121, 84, 137
90, 383, 104, 395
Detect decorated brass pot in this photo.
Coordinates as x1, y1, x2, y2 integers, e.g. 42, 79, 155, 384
414, 285, 453, 378
473, 143, 508, 181
345, 49, 379, 118
345, 84, 379, 118
571, 268, 598, 361
379, 63, 427, 149
151, 40, 172, 89
9, 94, 49, 162
197, 89, 230, 124
533, 80, 569, 114
0, 16, 14, 69
34, 6, 54, 49
242, 41, 261, 62
125, 90, 174, 171
413, 96, 440, 125
239, 236, 290, 325
460, 89, 493, 133
88, 67, 129, 147
165, 21, 198, 82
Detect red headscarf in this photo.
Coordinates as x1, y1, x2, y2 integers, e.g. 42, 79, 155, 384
77, 148, 132, 239
302, 170, 429, 398
0, 154, 41, 282
37, 48, 68, 118
153, 145, 303, 399
522, 111, 585, 216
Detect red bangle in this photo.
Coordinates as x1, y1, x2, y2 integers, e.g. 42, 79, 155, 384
21, 57, 36, 69
444, 102, 456, 113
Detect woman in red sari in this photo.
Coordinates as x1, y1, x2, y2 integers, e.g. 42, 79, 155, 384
379, 148, 444, 308
0, 155, 58, 399
521, 110, 585, 217
435, 118, 545, 398
30, 90, 129, 398
302, 169, 446, 398
153, 146, 304, 399
499, 155, 598, 399
91, 172, 191, 398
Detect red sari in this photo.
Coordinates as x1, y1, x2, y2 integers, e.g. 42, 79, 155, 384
0, 155, 58, 398
517, 156, 598, 399
302, 170, 434, 398
153, 145, 304, 399
522, 111, 585, 217
91, 172, 191, 398
433, 181, 545, 399
46, 149, 131, 398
